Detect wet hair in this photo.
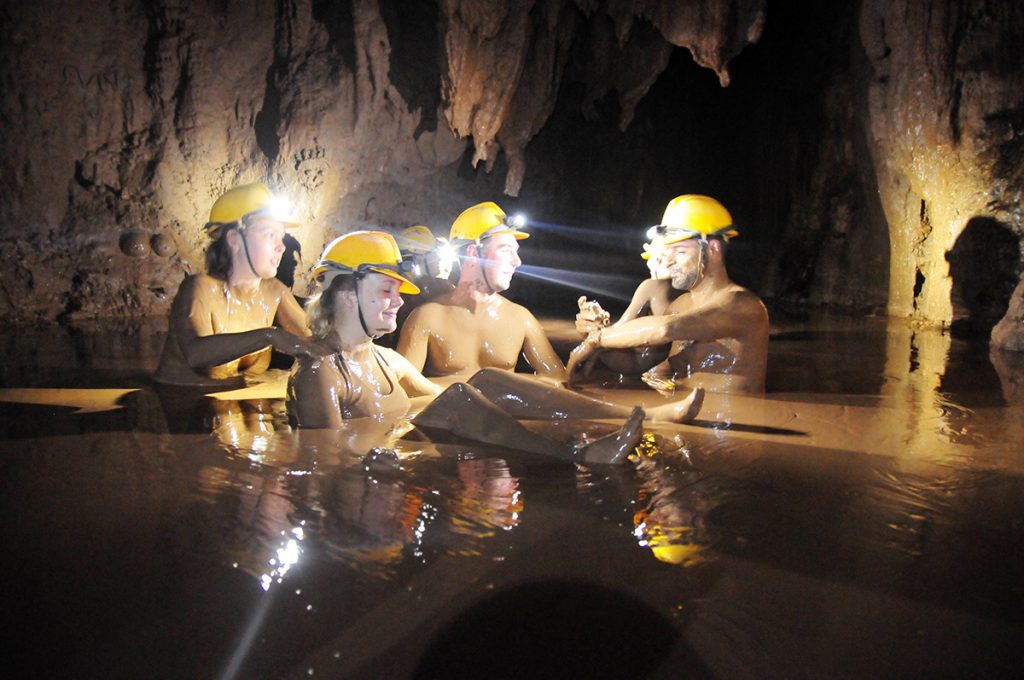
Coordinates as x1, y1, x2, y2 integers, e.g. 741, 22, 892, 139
204, 225, 238, 279
305, 273, 358, 340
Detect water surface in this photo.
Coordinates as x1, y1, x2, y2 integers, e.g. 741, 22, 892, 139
2, 315, 1023, 679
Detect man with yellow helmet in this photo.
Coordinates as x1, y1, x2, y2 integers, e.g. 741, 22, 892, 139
155, 183, 326, 387
396, 201, 567, 380
575, 231, 682, 378
568, 195, 769, 394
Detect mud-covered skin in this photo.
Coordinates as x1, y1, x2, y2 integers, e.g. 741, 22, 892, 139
155, 217, 321, 387
412, 382, 645, 464
397, 233, 566, 380
291, 263, 702, 464
569, 238, 769, 394
155, 274, 312, 386
289, 273, 441, 428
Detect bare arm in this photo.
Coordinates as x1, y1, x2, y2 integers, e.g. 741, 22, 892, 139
272, 281, 312, 337
396, 306, 431, 372
378, 347, 443, 397
615, 279, 656, 325
602, 291, 764, 347
568, 290, 766, 381
522, 311, 568, 380
170, 278, 325, 370
288, 357, 346, 429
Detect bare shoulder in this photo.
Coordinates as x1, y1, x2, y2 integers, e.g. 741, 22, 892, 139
722, 284, 769, 322
290, 353, 339, 389
502, 297, 541, 324
405, 300, 449, 326
635, 278, 661, 297
376, 345, 408, 368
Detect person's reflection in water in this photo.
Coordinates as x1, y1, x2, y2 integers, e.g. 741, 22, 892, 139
452, 457, 522, 532
319, 458, 429, 577
631, 456, 713, 567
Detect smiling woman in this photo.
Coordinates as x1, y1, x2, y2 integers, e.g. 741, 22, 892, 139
154, 183, 326, 387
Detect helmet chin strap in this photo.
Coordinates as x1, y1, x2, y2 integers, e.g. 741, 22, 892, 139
354, 276, 383, 340
474, 243, 497, 294
236, 222, 260, 278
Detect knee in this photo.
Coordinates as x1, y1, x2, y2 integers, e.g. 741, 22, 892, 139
467, 368, 503, 388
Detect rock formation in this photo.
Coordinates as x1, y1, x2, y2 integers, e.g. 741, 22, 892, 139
0, 0, 1021, 343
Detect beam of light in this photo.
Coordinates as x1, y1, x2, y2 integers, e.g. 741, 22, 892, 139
527, 220, 643, 247
219, 588, 275, 680
515, 264, 636, 302
0, 387, 139, 413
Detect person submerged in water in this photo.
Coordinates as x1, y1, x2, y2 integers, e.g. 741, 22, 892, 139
396, 201, 566, 381
155, 183, 327, 387
575, 232, 682, 379
288, 231, 704, 464
568, 195, 769, 395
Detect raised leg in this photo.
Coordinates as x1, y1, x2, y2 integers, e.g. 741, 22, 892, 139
466, 368, 702, 424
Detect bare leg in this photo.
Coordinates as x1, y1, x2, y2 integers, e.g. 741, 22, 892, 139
579, 406, 645, 464
466, 368, 703, 424
412, 382, 643, 464
413, 382, 567, 458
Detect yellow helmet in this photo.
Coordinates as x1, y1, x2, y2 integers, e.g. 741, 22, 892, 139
397, 225, 438, 255
449, 201, 529, 245
205, 182, 299, 237
650, 194, 738, 246
640, 235, 668, 261
313, 231, 420, 295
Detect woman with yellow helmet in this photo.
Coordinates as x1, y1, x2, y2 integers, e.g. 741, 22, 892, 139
289, 231, 704, 464
155, 183, 326, 387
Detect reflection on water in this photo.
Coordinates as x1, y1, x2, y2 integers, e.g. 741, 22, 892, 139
2, 315, 1024, 678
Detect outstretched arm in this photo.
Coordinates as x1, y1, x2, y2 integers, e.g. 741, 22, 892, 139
568, 291, 764, 381
168, 278, 322, 371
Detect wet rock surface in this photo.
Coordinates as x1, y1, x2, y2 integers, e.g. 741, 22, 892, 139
0, 0, 1021, 331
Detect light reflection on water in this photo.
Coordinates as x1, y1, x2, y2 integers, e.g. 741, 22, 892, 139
1, 315, 1023, 678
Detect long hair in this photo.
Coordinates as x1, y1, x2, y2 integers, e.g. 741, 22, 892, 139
204, 226, 237, 279
305, 273, 357, 340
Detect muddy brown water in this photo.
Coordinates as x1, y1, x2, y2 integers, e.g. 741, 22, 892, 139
1, 315, 1023, 679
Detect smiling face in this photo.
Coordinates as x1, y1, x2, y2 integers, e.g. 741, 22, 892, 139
476, 232, 522, 292
355, 271, 405, 336
666, 239, 707, 291
234, 216, 287, 279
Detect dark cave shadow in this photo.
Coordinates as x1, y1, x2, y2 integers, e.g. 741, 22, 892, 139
946, 216, 1021, 340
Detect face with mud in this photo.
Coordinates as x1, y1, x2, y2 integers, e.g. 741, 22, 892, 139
666, 240, 707, 291
354, 272, 405, 336
476, 233, 522, 292
236, 217, 287, 279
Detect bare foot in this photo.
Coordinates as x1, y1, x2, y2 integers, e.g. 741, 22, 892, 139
647, 388, 704, 423
581, 406, 645, 464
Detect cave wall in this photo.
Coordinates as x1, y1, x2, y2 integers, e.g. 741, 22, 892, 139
0, 0, 1022, 340
859, 0, 1024, 324
0, 0, 764, 322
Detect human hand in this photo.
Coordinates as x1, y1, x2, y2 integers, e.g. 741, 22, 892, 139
269, 328, 332, 359
566, 330, 602, 385
575, 296, 610, 336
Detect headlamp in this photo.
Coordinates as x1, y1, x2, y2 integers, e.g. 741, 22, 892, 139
646, 223, 736, 243
316, 259, 417, 279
